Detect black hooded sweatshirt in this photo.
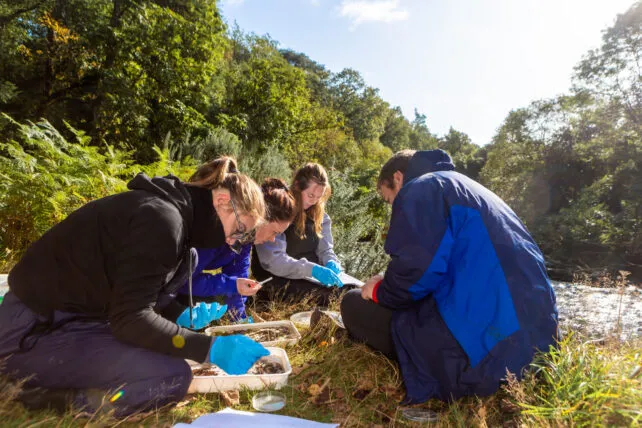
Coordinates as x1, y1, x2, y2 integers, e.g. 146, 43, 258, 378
8, 173, 226, 362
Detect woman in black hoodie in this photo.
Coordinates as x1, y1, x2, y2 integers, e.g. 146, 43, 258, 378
0, 157, 267, 416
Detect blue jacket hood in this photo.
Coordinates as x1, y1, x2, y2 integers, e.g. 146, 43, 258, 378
403, 150, 455, 185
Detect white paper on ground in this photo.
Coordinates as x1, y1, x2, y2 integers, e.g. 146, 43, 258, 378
306, 271, 364, 287
173, 408, 339, 428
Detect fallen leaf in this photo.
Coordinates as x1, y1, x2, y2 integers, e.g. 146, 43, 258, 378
308, 383, 321, 396
352, 388, 371, 401
312, 385, 330, 404
220, 390, 240, 406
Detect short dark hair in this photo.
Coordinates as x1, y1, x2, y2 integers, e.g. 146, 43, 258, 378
377, 149, 416, 190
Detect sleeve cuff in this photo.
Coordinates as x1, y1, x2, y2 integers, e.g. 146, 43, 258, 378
223, 276, 238, 296
372, 279, 383, 304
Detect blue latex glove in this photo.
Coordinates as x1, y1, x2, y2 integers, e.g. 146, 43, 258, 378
325, 260, 342, 274
176, 302, 227, 330
236, 316, 254, 324
209, 335, 270, 374
311, 265, 344, 288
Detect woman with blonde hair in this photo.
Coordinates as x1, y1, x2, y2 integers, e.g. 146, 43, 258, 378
252, 163, 347, 306
0, 156, 268, 416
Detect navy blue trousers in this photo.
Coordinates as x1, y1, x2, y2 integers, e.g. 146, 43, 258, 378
0, 292, 191, 416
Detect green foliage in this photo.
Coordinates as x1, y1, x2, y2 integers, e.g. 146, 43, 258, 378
480, 2, 642, 278
508, 335, 642, 426
328, 68, 388, 142
0, 0, 227, 161
438, 127, 486, 180
171, 127, 243, 163
327, 170, 389, 279
237, 145, 292, 184
218, 33, 314, 148
0, 116, 131, 270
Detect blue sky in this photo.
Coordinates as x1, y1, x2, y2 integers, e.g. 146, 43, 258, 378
220, 0, 634, 145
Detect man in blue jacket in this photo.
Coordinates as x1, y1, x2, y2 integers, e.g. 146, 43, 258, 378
341, 149, 558, 403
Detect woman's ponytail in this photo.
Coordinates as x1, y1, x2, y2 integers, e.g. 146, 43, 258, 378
261, 178, 295, 223
189, 156, 265, 221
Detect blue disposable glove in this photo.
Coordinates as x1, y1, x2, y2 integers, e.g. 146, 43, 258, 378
311, 265, 344, 288
209, 335, 270, 375
325, 260, 342, 274
236, 316, 254, 324
176, 302, 227, 330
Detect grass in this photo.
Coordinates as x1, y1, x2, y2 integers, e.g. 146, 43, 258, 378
1, 295, 641, 427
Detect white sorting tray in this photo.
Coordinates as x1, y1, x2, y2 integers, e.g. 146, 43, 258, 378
187, 347, 292, 394
204, 320, 301, 347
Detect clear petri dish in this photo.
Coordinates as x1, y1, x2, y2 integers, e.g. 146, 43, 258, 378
290, 310, 344, 328
252, 390, 286, 412
290, 311, 313, 326
401, 408, 439, 422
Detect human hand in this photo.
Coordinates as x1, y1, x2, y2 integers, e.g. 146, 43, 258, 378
237, 278, 261, 296
176, 302, 227, 330
311, 265, 344, 288
361, 274, 383, 301
208, 335, 270, 374
325, 260, 342, 274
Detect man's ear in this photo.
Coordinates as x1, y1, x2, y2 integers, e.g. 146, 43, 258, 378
393, 171, 404, 189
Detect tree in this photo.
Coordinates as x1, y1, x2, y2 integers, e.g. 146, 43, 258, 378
328, 68, 388, 142
379, 106, 411, 152
438, 127, 485, 180
408, 109, 438, 150
0, 0, 228, 161
215, 34, 314, 150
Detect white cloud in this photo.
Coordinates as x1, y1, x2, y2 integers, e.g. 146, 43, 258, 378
339, 0, 409, 28
310, 0, 321, 6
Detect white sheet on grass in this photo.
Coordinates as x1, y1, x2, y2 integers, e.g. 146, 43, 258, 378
173, 408, 338, 428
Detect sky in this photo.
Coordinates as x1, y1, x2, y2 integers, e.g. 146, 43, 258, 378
219, 0, 635, 145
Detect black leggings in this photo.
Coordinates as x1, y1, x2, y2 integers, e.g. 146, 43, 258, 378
340, 289, 396, 359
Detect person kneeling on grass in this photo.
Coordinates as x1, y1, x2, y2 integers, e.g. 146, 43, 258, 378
341, 149, 559, 404
252, 163, 355, 306
0, 156, 269, 416
176, 178, 297, 322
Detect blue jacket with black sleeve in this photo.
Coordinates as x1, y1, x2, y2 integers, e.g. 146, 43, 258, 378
374, 150, 558, 403
177, 245, 251, 321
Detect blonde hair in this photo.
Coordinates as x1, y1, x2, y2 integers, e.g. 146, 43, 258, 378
190, 156, 265, 222
292, 163, 330, 239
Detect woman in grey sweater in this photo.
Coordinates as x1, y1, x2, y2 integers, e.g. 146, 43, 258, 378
251, 163, 347, 306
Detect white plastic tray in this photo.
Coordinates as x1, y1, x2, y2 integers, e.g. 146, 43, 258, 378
187, 347, 292, 393
204, 320, 301, 347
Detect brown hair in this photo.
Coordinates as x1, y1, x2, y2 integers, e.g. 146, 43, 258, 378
377, 149, 416, 191
262, 178, 296, 223
291, 163, 330, 239
189, 156, 265, 221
